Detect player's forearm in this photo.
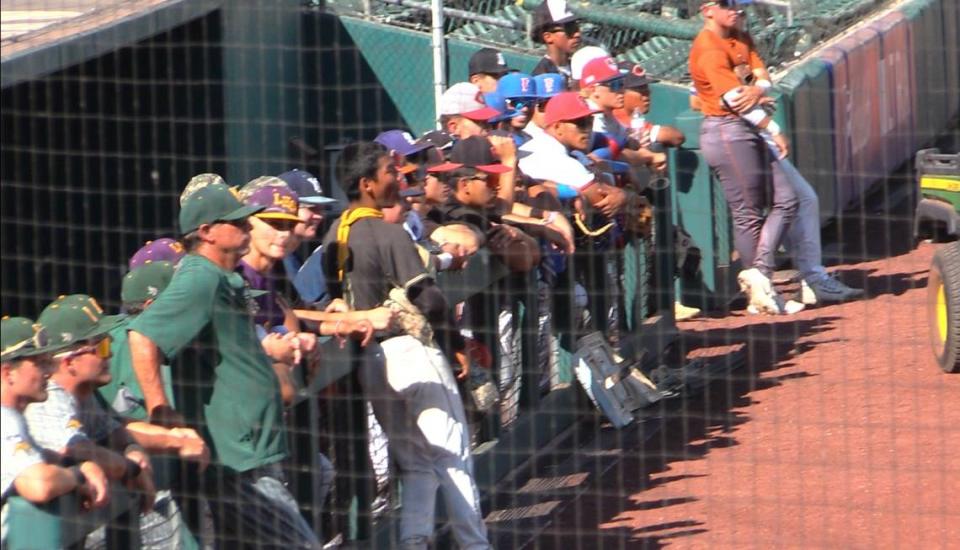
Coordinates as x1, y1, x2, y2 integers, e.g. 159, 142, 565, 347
66, 440, 127, 480
14, 463, 79, 503
123, 422, 183, 454
127, 330, 170, 413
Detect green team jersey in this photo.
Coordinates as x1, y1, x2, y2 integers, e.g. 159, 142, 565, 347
128, 254, 287, 472
97, 319, 174, 421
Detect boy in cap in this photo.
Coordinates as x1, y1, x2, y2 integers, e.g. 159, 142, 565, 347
276, 168, 339, 306
579, 56, 667, 173
468, 47, 511, 93
495, 72, 539, 142
126, 181, 322, 547
439, 82, 502, 140
2, 317, 109, 544
612, 62, 686, 149
519, 92, 628, 218
530, 0, 582, 78
321, 141, 491, 549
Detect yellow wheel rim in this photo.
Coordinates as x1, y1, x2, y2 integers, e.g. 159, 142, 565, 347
937, 282, 948, 345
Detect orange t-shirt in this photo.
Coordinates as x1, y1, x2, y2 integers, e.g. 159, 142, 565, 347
688, 28, 764, 117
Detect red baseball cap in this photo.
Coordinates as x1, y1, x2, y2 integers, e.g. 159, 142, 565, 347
543, 92, 600, 126
580, 56, 623, 88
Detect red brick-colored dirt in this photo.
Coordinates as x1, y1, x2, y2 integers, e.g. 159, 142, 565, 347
538, 242, 960, 548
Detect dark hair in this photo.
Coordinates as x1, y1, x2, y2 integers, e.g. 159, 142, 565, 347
336, 141, 388, 202
181, 231, 202, 252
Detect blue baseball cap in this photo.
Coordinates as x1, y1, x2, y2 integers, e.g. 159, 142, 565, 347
277, 169, 338, 206
482, 92, 523, 123
534, 73, 566, 99
497, 72, 538, 100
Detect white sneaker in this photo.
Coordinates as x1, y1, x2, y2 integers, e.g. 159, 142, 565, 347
801, 274, 865, 305
738, 268, 785, 315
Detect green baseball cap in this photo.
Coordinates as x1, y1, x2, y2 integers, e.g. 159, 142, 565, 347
178, 182, 264, 234
121, 261, 176, 306
38, 295, 127, 349
1, 317, 56, 361
180, 173, 227, 206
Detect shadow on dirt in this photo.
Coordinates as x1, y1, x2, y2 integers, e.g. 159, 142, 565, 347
522, 315, 840, 548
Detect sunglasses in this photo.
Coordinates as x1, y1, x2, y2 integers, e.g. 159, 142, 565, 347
601, 79, 626, 92
546, 21, 580, 35
2, 325, 49, 357
462, 173, 500, 188
261, 218, 299, 232
505, 98, 533, 111
55, 336, 112, 360
566, 116, 594, 131
220, 218, 251, 230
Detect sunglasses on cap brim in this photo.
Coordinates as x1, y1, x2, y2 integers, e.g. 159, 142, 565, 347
1, 326, 49, 358
599, 78, 626, 92
564, 116, 594, 131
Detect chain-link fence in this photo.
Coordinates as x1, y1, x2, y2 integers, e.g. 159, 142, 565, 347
1, 0, 958, 548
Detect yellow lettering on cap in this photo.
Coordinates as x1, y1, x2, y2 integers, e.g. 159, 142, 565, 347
229, 186, 242, 200
80, 306, 99, 323
273, 191, 297, 213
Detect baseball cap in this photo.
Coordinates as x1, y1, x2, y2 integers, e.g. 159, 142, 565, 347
618, 61, 659, 89
531, 0, 578, 42
277, 169, 338, 206
179, 182, 263, 234
497, 72, 538, 100
121, 261, 176, 306
38, 294, 126, 348
1, 317, 56, 361
128, 238, 185, 271
534, 73, 567, 99
543, 92, 600, 126
240, 177, 302, 222
580, 56, 624, 88
376, 130, 433, 157
180, 173, 226, 206
418, 130, 454, 151
468, 48, 511, 77
439, 82, 502, 121
428, 136, 513, 174
570, 46, 610, 81
483, 92, 523, 123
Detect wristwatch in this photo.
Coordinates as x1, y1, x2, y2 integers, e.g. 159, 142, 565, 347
69, 465, 87, 487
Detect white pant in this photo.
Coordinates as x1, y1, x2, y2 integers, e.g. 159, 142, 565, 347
359, 336, 490, 549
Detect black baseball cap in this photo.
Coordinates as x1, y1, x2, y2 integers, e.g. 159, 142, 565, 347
531, 0, 579, 42
277, 169, 338, 206
618, 61, 660, 89
427, 136, 512, 174
469, 48, 511, 77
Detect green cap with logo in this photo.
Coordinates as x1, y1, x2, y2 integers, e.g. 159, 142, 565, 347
178, 182, 264, 234
1, 316, 59, 361
121, 261, 176, 306
38, 295, 127, 349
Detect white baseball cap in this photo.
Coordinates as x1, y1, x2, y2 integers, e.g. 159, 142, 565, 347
570, 46, 611, 81
439, 82, 502, 121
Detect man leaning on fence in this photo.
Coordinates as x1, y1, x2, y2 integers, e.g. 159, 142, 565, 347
321, 141, 491, 549
1, 316, 110, 545
125, 180, 322, 548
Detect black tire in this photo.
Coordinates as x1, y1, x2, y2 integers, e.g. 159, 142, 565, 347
928, 242, 960, 373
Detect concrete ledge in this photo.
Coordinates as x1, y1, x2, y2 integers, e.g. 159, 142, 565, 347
1, 0, 222, 88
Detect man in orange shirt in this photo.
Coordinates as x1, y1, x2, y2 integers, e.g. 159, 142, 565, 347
689, 0, 798, 314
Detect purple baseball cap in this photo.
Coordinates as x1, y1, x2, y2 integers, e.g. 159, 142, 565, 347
240, 179, 302, 222
375, 130, 433, 157
128, 238, 186, 270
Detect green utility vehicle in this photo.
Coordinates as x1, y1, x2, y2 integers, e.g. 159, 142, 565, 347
915, 148, 960, 373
